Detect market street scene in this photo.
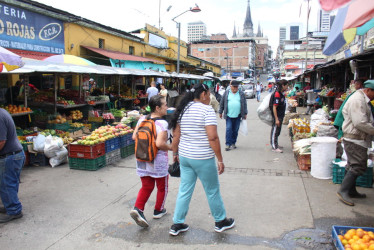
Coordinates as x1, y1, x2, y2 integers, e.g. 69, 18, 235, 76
1, 0, 374, 249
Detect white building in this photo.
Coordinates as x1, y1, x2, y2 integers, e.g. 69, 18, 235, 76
317, 9, 333, 32
187, 21, 207, 42
279, 26, 286, 46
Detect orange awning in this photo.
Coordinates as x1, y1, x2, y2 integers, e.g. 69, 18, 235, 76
285, 65, 299, 70
81, 46, 163, 64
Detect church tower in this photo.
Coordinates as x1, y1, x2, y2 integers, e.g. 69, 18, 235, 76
233, 22, 237, 38
243, 0, 254, 37
256, 23, 262, 37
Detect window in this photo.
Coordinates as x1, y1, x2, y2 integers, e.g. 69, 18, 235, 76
99, 38, 105, 49
129, 46, 135, 55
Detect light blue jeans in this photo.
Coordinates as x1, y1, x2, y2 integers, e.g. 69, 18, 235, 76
173, 156, 226, 224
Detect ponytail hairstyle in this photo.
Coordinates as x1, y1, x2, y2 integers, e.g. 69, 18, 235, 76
275, 79, 288, 92
168, 83, 209, 130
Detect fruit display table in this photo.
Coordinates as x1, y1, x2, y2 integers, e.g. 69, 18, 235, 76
11, 111, 33, 117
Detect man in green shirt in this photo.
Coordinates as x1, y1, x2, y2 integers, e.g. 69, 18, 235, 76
219, 80, 248, 151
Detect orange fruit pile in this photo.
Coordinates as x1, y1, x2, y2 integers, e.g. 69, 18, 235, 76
338, 228, 374, 250
6, 105, 31, 114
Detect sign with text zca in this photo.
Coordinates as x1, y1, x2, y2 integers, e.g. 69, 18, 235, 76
0, 4, 65, 54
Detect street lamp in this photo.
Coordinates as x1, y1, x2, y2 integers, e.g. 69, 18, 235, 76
172, 4, 201, 74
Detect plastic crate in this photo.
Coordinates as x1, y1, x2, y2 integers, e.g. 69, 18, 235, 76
29, 152, 49, 166
332, 160, 373, 188
68, 142, 105, 159
332, 225, 374, 250
105, 137, 120, 153
105, 149, 121, 165
47, 122, 70, 131
119, 135, 126, 148
120, 144, 135, 158
88, 116, 103, 123
297, 154, 311, 171
69, 155, 106, 171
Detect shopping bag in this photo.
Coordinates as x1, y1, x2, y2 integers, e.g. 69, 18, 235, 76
239, 120, 248, 136
168, 161, 180, 177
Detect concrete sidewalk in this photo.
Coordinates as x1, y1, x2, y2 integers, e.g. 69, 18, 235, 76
1, 95, 374, 249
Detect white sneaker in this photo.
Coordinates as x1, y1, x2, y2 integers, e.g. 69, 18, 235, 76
272, 148, 283, 153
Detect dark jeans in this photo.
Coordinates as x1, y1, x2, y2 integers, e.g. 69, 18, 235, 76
270, 116, 283, 149
0, 151, 25, 215
343, 139, 368, 176
225, 116, 241, 146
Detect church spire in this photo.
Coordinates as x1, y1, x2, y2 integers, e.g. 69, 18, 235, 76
256, 23, 262, 37
233, 22, 237, 38
243, 0, 253, 37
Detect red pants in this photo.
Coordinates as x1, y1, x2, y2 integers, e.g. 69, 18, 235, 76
135, 176, 168, 211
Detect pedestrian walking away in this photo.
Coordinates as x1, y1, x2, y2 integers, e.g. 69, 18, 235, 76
256, 81, 262, 102
0, 108, 25, 223
219, 80, 248, 151
270, 80, 288, 153
130, 95, 172, 228
146, 81, 159, 102
168, 83, 235, 236
337, 80, 374, 206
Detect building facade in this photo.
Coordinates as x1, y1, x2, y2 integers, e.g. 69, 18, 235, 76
279, 26, 286, 46
187, 21, 207, 42
317, 9, 333, 32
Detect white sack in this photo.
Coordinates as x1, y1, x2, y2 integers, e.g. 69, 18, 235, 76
44, 135, 64, 158
310, 108, 329, 132
49, 147, 68, 168
257, 93, 273, 126
33, 134, 46, 153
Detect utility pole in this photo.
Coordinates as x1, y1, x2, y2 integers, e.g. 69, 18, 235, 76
305, 0, 310, 72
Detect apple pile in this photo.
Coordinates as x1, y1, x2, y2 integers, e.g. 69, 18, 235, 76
76, 125, 133, 146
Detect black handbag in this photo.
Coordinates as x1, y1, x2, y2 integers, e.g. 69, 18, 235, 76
168, 161, 180, 177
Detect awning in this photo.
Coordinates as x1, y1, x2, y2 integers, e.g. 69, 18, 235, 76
81, 45, 162, 64
285, 65, 299, 70
8, 49, 56, 60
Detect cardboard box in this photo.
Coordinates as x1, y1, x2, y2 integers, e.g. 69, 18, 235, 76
69, 129, 83, 139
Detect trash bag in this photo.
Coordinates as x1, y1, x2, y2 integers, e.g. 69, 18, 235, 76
257, 93, 273, 126
44, 135, 64, 158
33, 134, 46, 153
239, 119, 248, 136
49, 147, 68, 168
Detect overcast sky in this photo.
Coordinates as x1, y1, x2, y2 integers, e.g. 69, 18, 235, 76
35, 0, 322, 51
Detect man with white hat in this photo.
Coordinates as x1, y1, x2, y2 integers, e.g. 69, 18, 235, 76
338, 80, 374, 206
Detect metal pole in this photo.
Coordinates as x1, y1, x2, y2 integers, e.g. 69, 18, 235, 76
177, 22, 181, 74
305, 0, 310, 72
159, 0, 161, 30
360, 35, 364, 53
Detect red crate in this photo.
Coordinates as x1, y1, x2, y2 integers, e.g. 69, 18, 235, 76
297, 154, 311, 171
68, 142, 105, 159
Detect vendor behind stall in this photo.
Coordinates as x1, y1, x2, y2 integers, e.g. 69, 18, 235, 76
5, 81, 22, 105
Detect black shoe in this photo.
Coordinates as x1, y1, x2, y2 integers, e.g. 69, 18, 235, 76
169, 223, 189, 236
231, 144, 237, 149
215, 218, 235, 233
349, 186, 367, 198
0, 206, 6, 214
225, 145, 230, 151
130, 207, 149, 228
153, 208, 167, 219
0, 212, 23, 223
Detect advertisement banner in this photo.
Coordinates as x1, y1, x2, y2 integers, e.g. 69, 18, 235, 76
0, 4, 65, 54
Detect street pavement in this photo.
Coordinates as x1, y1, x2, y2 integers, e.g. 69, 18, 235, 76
1, 91, 374, 250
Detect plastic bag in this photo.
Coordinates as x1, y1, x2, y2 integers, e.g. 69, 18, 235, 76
168, 161, 180, 177
49, 147, 68, 168
317, 125, 338, 138
33, 134, 46, 153
257, 93, 273, 126
310, 108, 329, 132
44, 135, 64, 158
239, 120, 248, 136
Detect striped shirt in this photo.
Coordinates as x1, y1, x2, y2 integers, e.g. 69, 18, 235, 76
178, 101, 217, 159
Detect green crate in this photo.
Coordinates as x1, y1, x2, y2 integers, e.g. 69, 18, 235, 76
69, 155, 106, 171
120, 144, 135, 158
47, 122, 70, 131
332, 159, 373, 188
90, 122, 102, 131
16, 129, 23, 136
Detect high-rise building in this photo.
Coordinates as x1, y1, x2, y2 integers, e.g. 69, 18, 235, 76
187, 21, 207, 42
317, 9, 332, 32
279, 26, 286, 46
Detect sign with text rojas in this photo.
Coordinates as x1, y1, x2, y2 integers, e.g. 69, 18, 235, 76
0, 4, 64, 54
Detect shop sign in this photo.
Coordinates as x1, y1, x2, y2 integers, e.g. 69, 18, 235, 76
0, 4, 65, 54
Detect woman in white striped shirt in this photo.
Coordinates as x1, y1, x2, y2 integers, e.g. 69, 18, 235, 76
168, 83, 235, 236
